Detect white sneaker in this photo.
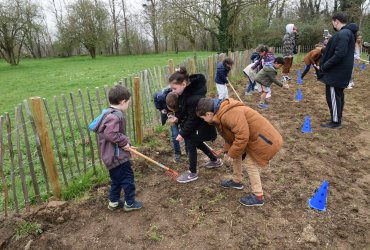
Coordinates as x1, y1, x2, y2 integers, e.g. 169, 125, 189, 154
347, 81, 354, 89
282, 76, 292, 81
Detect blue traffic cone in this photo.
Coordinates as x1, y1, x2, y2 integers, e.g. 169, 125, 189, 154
361, 64, 365, 71
355, 63, 359, 67
295, 89, 302, 101
308, 180, 329, 212
297, 69, 301, 78
301, 115, 312, 133
298, 78, 303, 85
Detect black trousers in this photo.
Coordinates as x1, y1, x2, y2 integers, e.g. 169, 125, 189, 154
325, 85, 345, 124
301, 64, 318, 79
188, 141, 217, 173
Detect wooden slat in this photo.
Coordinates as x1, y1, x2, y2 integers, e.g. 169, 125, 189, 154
43, 98, 68, 186
78, 89, 96, 173
70, 92, 87, 173
134, 77, 142, 144
15, 105, 30, 212
129, 77, 136, 141
54, 96, 74, 180
5, 112, 19, 213
86, 88, 102, 166
23, 100, 50, 195
19, 104, 41, 203
0, 116, 9, 216
95, 87, 103, 114
61, 94, 81, 176
103, 85, 110, 107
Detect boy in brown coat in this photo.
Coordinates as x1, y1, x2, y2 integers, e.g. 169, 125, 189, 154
301, 44, 325, 79
196, 98, 283, 206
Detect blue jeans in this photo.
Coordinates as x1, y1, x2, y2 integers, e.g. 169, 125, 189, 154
109, 161, 135, 205
246, 79, 256, 93
170, 125, 181, 155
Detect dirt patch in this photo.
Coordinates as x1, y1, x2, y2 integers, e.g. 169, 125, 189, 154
2, 63, 370, 249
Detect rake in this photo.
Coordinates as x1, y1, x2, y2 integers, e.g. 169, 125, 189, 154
129, 148, 179, 180
203, 142, 223, 157
228, 82, 243, 102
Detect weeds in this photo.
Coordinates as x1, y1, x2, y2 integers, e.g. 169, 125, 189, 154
14, 221, 43, 240
147, 224, 163, 241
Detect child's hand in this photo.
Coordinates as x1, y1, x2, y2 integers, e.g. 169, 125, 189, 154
283, 83, 289, 89
123, 144, 138, 159
167, 116, 178, 124
176, 134, 184, 142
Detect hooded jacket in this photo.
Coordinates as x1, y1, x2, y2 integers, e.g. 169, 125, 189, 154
212, 98, 283, 166
254, 63, 284, 87
318, 23, 359, 87
215, 62, 230, 85
178, 74, 217, 141
282, 23, 295, 57
303, 47, 323, 65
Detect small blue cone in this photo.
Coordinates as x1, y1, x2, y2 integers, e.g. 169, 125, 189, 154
297, 69, 301, 78
295, 89, 302, 101
301, 115, 312, 133
298, 78, 303, 85
355, 63, 359, 67
308, 180, 329, 212
361, 64, 365, 71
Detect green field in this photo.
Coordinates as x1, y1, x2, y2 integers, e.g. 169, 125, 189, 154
0, 51, 215, 114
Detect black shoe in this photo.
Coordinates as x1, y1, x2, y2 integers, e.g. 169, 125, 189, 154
221, 179, 244, 190
320, 122, 342, 129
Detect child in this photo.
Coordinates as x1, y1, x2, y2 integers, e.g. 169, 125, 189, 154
195, 97, 283, 206
169, 67, 222, 183
153, 87, 184, 162
364, 41, 370, 62
254, 57, 289, 109
301, 43, 325, 80
348, 31, 363, 89
95, 85, 142, 211
243, 46, 261, 96
282, 23, 298, 81
215, 57, 234, 99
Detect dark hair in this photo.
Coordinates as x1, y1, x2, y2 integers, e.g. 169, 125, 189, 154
259, 45, 269, 53
332, 12, 348, 24
109, 85, 131, 105
196, 98, 214, 117
274, 57, 285, 65
165, 92, 179, 111
169, 66, 189, 84
223, 57, 234, 65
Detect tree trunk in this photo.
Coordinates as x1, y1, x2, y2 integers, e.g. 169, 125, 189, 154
218, 0, 229, 53
122, 0, 131, 55
89, 47, 96, 59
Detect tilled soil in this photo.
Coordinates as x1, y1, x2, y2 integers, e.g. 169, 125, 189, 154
1, 63, 370, 250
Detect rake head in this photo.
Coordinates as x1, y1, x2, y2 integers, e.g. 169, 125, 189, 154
165, 168, 179, 180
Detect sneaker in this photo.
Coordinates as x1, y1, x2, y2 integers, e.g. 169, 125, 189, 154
257, 103, 268, 109
239, 194, 264, 207
176, 171, 198, 183
204, 158, 223, 169
221, 179, 244, 190
282, 76, 292, 81
320, 122, 342, 129
173, 154, 181, 163
107, 200, 124, 210
245, 91, 253, 96
347, 81, 354, 89
123, 200, 143, 211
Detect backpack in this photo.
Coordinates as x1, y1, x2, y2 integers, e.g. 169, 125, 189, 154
88, 108, 122, 132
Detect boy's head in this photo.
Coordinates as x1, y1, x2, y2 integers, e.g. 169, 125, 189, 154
223, 57, 234, 69
196, 98, 215, 123
166, 92, 179, 112
273, 57, 285, 69
332, 12, 347, 31
109, 85, 131, 112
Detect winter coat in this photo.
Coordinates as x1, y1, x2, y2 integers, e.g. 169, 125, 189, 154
177, 74, 217, 142
318, 23, 359, 88
96, 108, 131, 170
153, 87, 172, 111
254, 64, 284, 87
282, 24, 296, 57
303, 47, 323, 65
212, 98, 283, 166
215, 62, 230, 85
251, 51, 275, 72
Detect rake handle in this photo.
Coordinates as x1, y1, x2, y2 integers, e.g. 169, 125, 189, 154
228, 82, 243, 102
129, 148, 169, 171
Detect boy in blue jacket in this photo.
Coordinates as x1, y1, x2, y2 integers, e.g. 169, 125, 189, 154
215, 57, 234, 100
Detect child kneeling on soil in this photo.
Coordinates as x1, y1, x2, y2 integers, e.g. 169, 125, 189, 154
196, 97, 283, 206
255, 57, 289, 109
95, 85, 142, 211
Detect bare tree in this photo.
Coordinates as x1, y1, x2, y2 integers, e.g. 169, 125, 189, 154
142, 0, 160, 53
109, 0, 120, 54
121, 0, 131, 54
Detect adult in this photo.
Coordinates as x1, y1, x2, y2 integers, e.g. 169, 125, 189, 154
317, 12, 359, 129
282, 23, 298, 81
168, 67, 222, 183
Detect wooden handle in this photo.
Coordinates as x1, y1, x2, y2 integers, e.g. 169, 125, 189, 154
129, 148, 169, 171
228, 82, 243, 102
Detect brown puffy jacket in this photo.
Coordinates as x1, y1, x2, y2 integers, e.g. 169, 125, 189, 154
303, 47, 323, 65
212, 99, 283, 167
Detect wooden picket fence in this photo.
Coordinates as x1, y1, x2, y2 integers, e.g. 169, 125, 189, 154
0, 50, 255, 216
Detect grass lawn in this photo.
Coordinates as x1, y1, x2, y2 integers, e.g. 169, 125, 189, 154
0, 51, 215, 114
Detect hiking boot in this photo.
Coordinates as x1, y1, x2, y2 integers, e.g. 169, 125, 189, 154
107, 200, 124, 210
176, 171, 198, 183
123, 200, 143, 212
320, 122, 342, 129
239, 194, 264, 207
173, 154, 181, 163
221, 179, 244, 190
258, 103, 268, 109
204, 158, 223, 169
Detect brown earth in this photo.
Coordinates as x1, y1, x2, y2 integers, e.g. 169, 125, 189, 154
1, 63, 370, 249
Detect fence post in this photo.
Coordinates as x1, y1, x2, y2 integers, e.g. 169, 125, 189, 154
190, 58, 196, 74
31, 97, 61, 199
133, 77, 143, 144
208, 56, 215, 95
168, 59, 175, 75
0, 115, 9, 216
